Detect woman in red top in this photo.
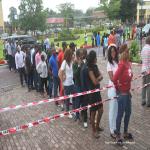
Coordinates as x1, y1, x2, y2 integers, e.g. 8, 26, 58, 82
113, 44, 133, 145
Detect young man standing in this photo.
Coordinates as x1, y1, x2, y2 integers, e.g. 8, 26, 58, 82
49, 47, 59, 105
15, 47, 27, 87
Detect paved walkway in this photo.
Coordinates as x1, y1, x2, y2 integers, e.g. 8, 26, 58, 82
0, 54, 150, 150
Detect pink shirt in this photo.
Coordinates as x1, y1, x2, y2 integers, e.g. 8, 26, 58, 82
35, 52, 41, 67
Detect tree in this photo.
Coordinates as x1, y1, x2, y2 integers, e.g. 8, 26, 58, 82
57, 3, 75, 27
19, 0, 47, 34
8, 7, 18, 33
102, 0, 121, 20
84, 8, 95, 25
120, 0, 138, 23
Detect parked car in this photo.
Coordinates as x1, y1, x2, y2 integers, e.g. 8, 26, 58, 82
2, 35, 37, 46
142, 24, 150, 37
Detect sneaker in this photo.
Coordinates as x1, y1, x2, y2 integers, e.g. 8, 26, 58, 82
68, 114, 73, 119
84, 122, 88, 128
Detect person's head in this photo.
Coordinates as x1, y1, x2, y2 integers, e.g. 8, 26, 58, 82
64, 49, 73, 64
75, 49, 81, 61
62, 42, 67, 52
41, 55, 45, 62
56, 43, 59, 47
98, 32, 100, 35
51, 47, 56, 56
119, 44, 130, 61
108, 45, 118, 64
87, 50, 97, 67
146, 36, 150, 45
81, 48, 87, 60
69, 42, 76, 52
110, 30, 113, 35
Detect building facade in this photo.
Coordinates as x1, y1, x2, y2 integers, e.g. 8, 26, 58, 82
137, 0, 150, 24
0, 1, 4, 33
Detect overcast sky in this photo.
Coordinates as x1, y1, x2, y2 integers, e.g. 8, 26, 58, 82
2, 0, 99, 21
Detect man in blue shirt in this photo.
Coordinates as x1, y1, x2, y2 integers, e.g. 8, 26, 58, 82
49, 47, 59, 105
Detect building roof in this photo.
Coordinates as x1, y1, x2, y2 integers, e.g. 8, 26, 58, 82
47, 18, 64, 24
92, 11, 107, 19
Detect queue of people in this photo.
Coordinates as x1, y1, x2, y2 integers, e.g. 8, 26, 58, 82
4, 33, 150, 146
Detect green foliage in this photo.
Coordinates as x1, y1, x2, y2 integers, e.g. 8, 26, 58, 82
129, 40, 141, 63
19, 0, 47, 32
102, 0, 121, 20
57, 3, 74, 27
120, 0, 138, 23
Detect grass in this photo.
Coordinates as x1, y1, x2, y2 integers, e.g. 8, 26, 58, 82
0, 41, 3, 59
49, 33, 93, 48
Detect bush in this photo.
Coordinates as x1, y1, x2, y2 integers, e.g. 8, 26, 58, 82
129, 40, 141, 63
72, 28, 85, 34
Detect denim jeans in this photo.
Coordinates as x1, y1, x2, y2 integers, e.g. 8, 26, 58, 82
116, 93, 132, 134
108, 87, 118, 134
74, 85, 81, 119
64, 85, 76, 111
142, 74, 150, 105
53, 76, 60, 98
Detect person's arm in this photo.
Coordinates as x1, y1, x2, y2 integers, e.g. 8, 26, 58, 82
89, 70, 99, 86
108, 71, 113, 81
113, 62, 124, 90
59, 61, 65, 82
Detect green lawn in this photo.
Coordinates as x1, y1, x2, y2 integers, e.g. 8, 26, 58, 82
50, 33, 93, 48
0, 41, 3, 59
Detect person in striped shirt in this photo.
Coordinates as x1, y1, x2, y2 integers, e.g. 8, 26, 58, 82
141, 36, 150, 107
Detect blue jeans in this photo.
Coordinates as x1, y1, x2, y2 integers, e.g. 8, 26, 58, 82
53, 76, 59, 98
74, 85, 81, 119
64, 85, 76, 111
116, 93, 132, 134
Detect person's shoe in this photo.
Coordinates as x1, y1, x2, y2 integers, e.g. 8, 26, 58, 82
83, 122, 88, 128
116, 135, 123, 146
110, 133, 117, 139
123, 133, 134, 140
141, 101, 146, 106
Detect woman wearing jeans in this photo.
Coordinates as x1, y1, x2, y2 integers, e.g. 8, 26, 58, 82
113, 44, 133, 145
59, 49, 76, 118
107, 45, 118, 138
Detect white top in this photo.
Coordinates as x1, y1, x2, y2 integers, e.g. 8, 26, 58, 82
61, 60, 74, 86
44, 38, 50, 49
15, 51, 25, 69
36, 61, 48, 78
107, 61, 118, 86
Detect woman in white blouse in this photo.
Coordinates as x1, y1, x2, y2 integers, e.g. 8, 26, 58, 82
107, 45, 119, 138
59, 49, 76, 118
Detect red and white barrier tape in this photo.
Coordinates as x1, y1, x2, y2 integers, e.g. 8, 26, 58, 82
0, 85, 113, 113
0, 97, 117, 137
0, 81, 150, 114
0, 83, 150, 137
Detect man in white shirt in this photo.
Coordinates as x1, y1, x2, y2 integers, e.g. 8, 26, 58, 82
6, 40, 13, 71
15, 47, 27, 86
44, 36, 50, 52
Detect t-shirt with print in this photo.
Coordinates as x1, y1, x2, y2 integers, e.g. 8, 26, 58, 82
107, 61, 118, 86
61, 60, 74, 86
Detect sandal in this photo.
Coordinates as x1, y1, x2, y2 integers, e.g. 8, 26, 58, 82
124, 133, 133, 140
116, 134, 123, 146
